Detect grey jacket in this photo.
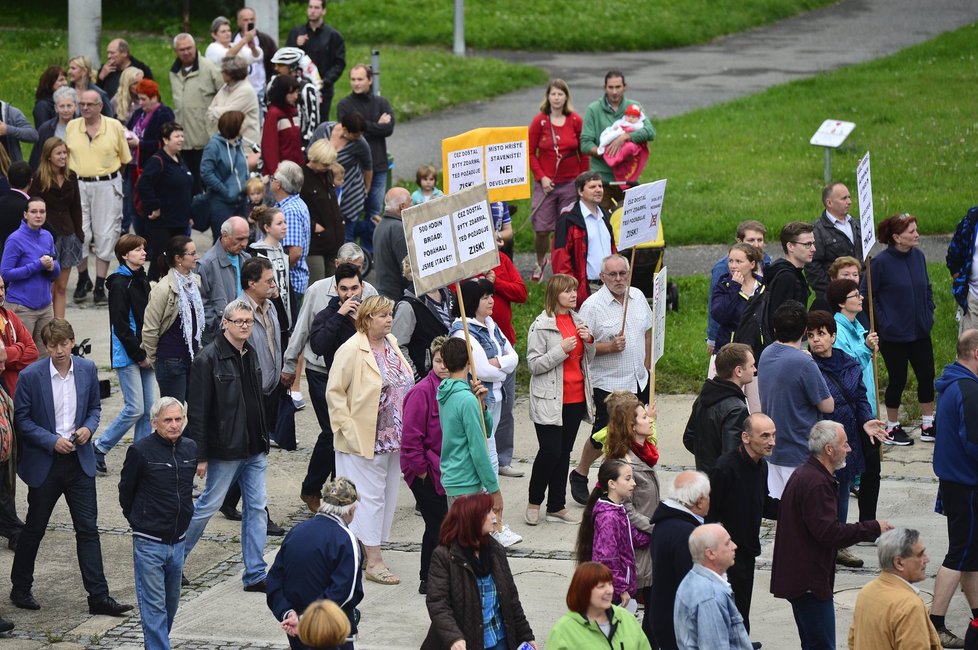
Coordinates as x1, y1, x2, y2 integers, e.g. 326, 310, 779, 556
198, 244, 251, 344
169, 53, 225, 150
526, 310, 595, 426
624, 448, 660, 588
244, 295, 282, 395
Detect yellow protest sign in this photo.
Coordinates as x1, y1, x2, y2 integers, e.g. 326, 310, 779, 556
441, 127, 531, 202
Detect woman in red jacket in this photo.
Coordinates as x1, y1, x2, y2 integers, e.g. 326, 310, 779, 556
528, 80, 586, 282
261, 74, 303, 175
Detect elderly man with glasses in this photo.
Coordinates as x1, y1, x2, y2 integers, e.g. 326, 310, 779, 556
198, 216, 252, 345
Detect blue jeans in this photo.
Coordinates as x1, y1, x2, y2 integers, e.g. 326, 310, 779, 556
788, 593, 835, 649
133, 536, 185, 650
183, 453, 268, 586
96, 364, 158, 455
365, 169, 387, 221
344, 217, 375, 254
496, 371, 516, 467
155, 356, 192, 404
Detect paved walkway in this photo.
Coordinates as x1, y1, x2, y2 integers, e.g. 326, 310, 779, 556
389, 0, 978, 177
4, 1, 978, 648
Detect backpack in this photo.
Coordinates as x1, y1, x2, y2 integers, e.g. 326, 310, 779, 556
732, 285, 773, 360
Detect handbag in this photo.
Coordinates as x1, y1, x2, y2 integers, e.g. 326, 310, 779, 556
190, 192, 211, 233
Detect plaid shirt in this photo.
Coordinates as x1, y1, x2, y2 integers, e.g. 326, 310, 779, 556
477, 573, 505, 648
277, 193, 311, 294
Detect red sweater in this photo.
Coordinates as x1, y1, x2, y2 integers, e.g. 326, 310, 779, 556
261, 103, 304, 175
480, 252, 527, 344
0, 306, 38, 395
528, 112, 586, 183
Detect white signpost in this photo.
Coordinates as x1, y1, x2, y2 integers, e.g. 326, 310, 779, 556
810, 119, 856, 184
856, 151, 875, 261
618, 179, 667, 251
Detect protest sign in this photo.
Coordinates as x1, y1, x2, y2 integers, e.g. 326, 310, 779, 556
652, 267, 668, 366
402, 183, 500, 295
442, 127, 531, 202
856, 152, 875, 261
617, 179, 667, 251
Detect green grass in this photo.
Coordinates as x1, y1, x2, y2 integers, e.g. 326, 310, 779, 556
280, 0, 836, 52
0, 28, 545, 150
640, 22, 978, 247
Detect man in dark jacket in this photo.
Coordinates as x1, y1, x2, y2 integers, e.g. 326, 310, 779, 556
267, 477, 363, 650
771, 421, 891, 650
286, 0, 346, 120
947, 207, 978, 332
118, 397, 196, 649
764, 221, 815, 334
552, 171, 616, 305
806, 182, 863, 304
372, 187, 411, 300
337, 64, 394, 222
707, 413, 779, 636
928, 329, 978, 647
182, 299, 270, 592
683, 342, 754, 472
298, 264, 363, 511
650, 470, 711, 649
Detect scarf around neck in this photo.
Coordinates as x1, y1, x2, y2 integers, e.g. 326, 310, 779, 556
172, 269, 204, 360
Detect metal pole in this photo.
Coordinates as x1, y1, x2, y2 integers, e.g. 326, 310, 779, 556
371, 50, 381, 95
824, 147, 832, 184
453, 0, 465, 56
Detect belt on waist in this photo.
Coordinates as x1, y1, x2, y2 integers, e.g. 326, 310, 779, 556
77, 170, 120, 182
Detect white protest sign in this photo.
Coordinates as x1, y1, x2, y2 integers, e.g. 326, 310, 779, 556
485, 140, 528, 191
809, 119, 856, 148
856, 152, 875, 261
618, 179, 667, 251
446, 147, 484, 194
402, 183, 500, 295
652, 267, 668, 366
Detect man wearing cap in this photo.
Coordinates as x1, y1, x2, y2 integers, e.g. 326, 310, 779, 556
267, 477, 363, 649
64, 89, 131, 306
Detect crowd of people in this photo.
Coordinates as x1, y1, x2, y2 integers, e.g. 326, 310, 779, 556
0, 4, 977, 649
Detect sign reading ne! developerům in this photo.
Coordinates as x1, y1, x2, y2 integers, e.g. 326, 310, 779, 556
402, 183, 500, 295
856, 152, 876, 261
442, 127, 531, 202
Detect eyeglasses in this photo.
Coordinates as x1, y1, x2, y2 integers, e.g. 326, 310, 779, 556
790, 240, 816, 248
78, 102, 101, 107
601, 271, 628, 279
225, 318, 255, 328
846, 292, 862, 300
180, 250, 199, 257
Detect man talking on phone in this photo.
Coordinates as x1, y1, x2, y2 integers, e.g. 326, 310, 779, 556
10, 319, 132, 615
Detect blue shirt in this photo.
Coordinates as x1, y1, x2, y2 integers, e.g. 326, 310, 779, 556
580, 200, 611, 281
277, 193, 311, 294
227, 252, 242, 293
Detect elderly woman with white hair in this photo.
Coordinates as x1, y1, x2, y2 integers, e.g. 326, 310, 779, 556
327, 295, 413, 586
267, 477, 363, 650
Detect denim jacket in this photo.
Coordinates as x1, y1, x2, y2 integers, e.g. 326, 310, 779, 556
674, 564, 753, 650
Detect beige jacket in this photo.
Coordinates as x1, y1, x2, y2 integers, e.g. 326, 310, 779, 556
326, 332, 410, 460
169, 53, 224, 149
624, 448, 660, 588
207, 80, 260, 145
526, 310, 595, 426
141, 269, 202, 363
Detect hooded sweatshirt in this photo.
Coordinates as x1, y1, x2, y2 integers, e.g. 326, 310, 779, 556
682, 377, 749, 473
934, 362, 978, 486
592, 498, 650, 601
547, 605, 651, 650
437, 377, 496, 497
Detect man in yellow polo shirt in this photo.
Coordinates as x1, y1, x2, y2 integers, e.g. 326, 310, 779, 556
64, 90, 131, 306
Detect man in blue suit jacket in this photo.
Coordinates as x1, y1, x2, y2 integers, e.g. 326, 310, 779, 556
9, 318, 132, 616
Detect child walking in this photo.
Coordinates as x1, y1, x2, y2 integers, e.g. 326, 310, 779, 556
575, 459, 650, 609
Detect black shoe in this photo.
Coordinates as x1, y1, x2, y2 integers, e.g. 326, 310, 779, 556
181, 573, 190, 587
569, 470, 590, 506
883, 424, 914, 446
95, 449, 107, 474
243, 579, 266, 593
920, 423, 936, 442
73, 282, 89, 303
88, 595, 133, 616
7, 532, 18, 552
92, 287, 107, 306
10, 589, 40, 610
751, 643, 762, 649
266, 520, 286, 536
220, 505, 242, 521
0, 617, 13, 633
418, 580, 427, 595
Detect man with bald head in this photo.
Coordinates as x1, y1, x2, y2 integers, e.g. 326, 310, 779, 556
198, 216, 252, 345
97, 38, 154, 99
674, 524, 752, 650
64, 89, 131, 305
707, 413, 779, 638
373, 187, 412, 300
650, 470, 711, 649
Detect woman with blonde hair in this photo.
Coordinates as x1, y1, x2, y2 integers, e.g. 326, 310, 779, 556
327, 295, 414, 585
66, 55, 112, 116
32, 137, 83, 318
302, 138, 343, 283
112, 66, 144, 123
525, 273, 594, 526
298, 600, 351, 650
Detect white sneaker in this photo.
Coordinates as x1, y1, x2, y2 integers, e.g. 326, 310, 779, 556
498, 465, 525, 478
491, 525, 522, 547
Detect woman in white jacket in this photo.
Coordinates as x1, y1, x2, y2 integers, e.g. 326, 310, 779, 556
525, 274, 595, 526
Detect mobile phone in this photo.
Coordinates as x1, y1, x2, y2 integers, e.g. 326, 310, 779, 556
247, 22, 255, 31
69, 433, 79, 444
352, 295, 363, 304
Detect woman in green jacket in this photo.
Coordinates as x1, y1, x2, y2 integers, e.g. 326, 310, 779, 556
548, 562, 651, 650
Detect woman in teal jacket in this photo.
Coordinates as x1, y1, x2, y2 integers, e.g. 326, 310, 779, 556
200, 110, 250, 241
548, 562, 651, 650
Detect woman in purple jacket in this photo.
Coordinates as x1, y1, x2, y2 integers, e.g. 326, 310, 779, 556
400, 335, 450, 596
0, 196, 60, 352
